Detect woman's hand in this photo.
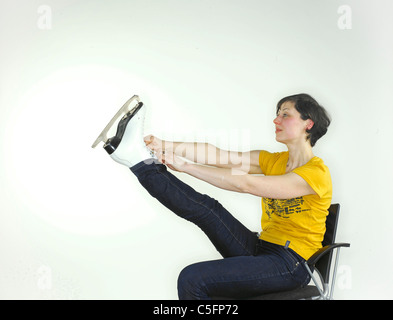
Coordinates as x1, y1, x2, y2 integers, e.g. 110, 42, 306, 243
144, 135, 186, 172
159, 150, 187, 172
144, 135, 164, 153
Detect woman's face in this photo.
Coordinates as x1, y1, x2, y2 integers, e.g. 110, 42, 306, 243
273, 102, 314, 146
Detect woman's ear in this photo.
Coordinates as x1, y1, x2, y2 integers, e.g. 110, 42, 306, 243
306, 119, 314, 130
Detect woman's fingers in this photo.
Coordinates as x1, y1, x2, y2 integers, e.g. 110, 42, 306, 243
144, 135, 162, 152
144, 134, 155, 146
144, 136, 182, 170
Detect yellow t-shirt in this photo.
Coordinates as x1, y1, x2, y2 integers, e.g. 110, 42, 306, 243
258, 150, 332, 260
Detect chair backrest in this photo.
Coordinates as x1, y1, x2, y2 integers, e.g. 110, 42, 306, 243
315, 203, 340, 283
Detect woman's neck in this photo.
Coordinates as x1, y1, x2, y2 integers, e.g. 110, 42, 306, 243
286, 143, 314, 172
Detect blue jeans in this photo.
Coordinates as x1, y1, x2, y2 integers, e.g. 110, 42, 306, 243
131, 161, 311, 300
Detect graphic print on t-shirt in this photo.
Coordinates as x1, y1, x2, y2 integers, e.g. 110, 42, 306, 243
263, 197, 310, 219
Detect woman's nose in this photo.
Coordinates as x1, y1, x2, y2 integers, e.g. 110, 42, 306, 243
273, 116, 280, 124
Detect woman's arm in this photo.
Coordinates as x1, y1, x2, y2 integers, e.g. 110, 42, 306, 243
159, 151, 316, 199
144, 135, 262, 174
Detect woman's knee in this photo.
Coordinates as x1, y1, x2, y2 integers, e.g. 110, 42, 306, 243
177, 263, 208, 300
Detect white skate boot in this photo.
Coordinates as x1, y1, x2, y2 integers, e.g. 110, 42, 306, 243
92, 95, 156, 167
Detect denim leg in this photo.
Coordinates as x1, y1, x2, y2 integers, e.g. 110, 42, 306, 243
177, 241, 311, 300
130, 161, 258, 258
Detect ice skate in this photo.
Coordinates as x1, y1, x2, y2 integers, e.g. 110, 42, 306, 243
92, 95, 156, 167
91, 95, 142, 149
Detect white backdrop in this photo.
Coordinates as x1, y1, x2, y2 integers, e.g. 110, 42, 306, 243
0, 0, 392, 299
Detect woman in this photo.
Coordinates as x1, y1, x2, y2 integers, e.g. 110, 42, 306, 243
96, 93, 332, 299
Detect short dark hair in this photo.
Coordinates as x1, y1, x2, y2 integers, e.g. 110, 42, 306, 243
276, 93, 331, 147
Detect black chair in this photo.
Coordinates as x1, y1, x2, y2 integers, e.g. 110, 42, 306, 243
214, 203, 350, 300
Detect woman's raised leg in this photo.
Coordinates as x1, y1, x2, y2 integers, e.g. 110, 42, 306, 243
131, 160, 258, 258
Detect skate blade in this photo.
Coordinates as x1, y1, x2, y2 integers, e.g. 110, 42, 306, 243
91, 95, 141, 148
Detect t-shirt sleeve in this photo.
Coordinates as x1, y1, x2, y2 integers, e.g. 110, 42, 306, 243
292, 159, 332, 199
259, 150, 274, 175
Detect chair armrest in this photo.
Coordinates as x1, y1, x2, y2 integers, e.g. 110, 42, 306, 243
307, 243, 350, 267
